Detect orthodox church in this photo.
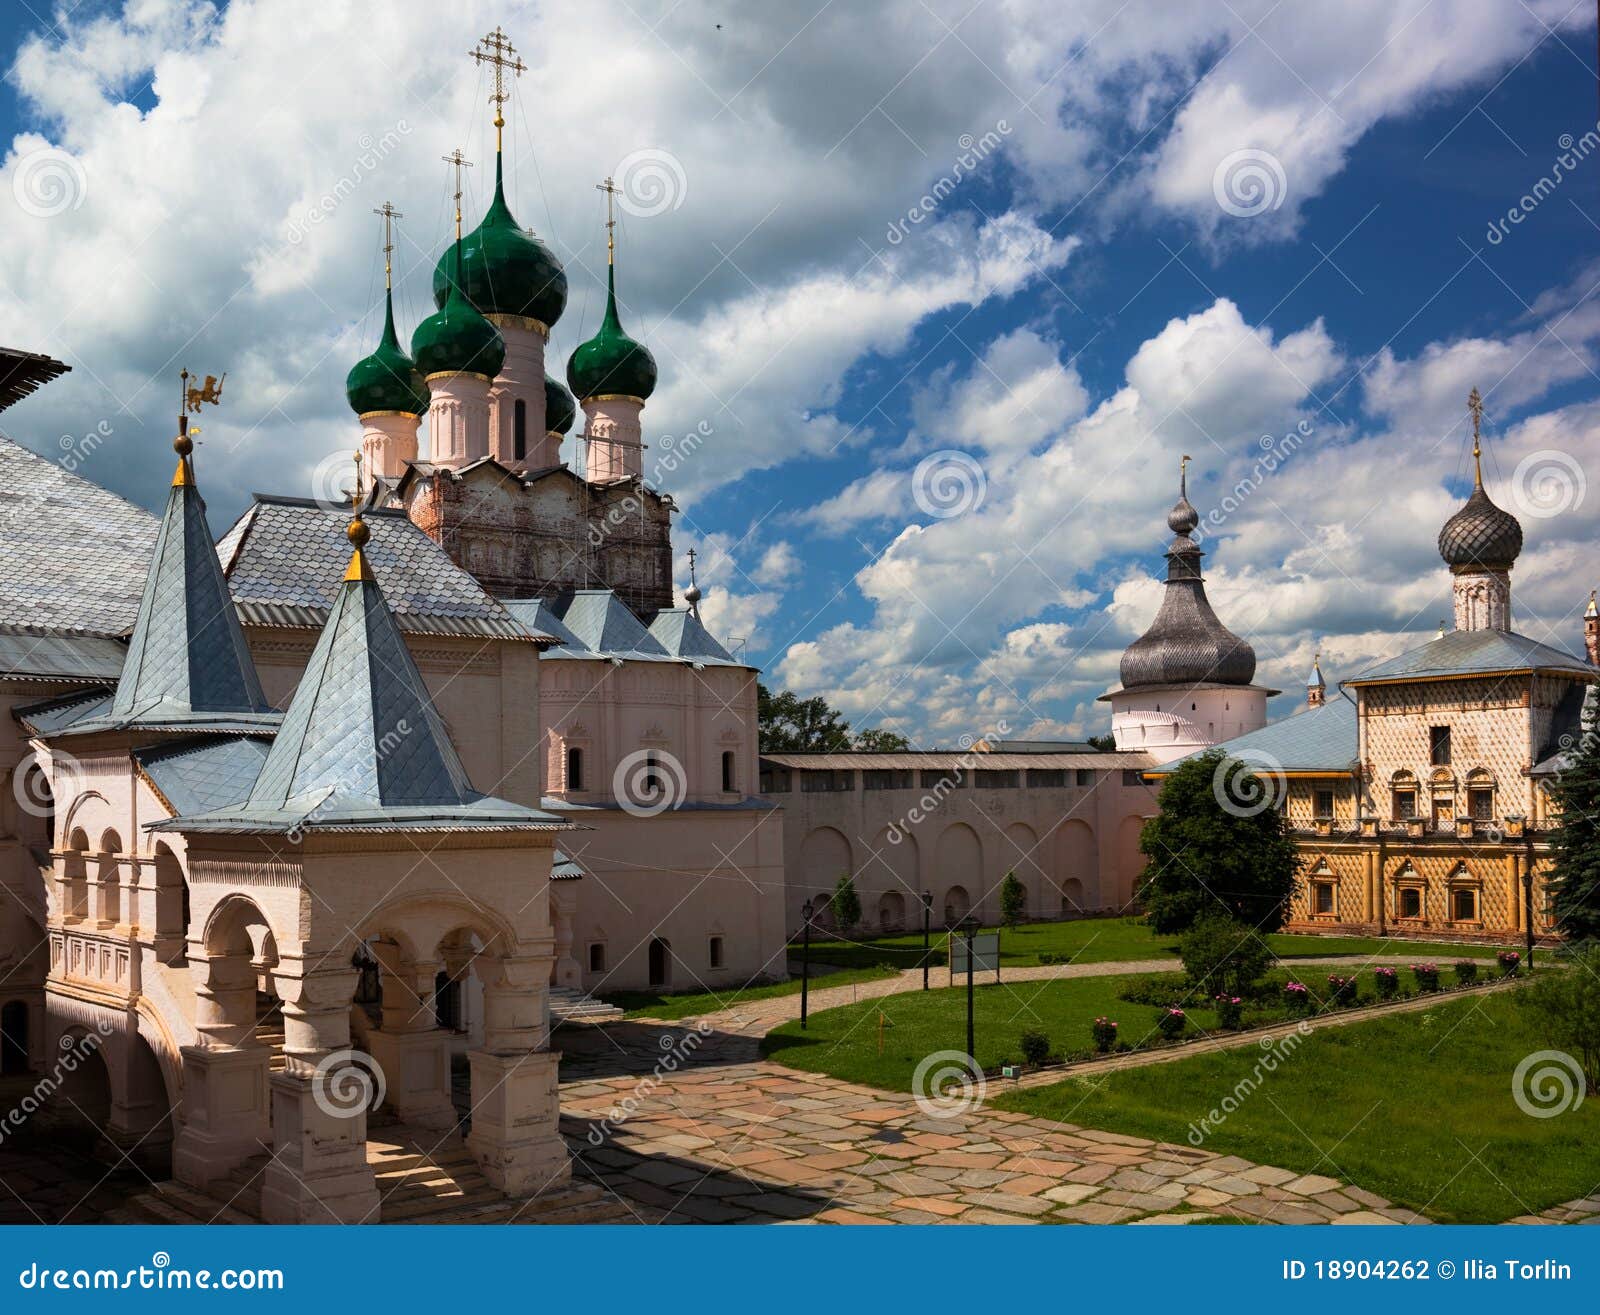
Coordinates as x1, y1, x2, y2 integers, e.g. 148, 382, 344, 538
1144, 392, 1595, 942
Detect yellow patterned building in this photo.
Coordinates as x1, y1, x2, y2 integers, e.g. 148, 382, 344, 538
1150, 397, 1596, 943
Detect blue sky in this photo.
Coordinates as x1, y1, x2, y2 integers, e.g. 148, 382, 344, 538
0, 1, 1596, 744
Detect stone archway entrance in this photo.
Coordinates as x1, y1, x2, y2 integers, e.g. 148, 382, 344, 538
648, 938, 670, 988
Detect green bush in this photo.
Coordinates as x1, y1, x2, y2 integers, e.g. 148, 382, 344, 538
1284, 981, 1312, 1013
831, 873, 861, 932
1413, 963, 1440, 992
1326, 974, 1358, 1007
1498, 950, 1522, 977
1520, 946, 1600, 1094
1019, 1028, 1050, 1065
1453, 959, 1478, 986
1179, 914, 1272, 998
1214, 995, 1244, 1029
1117, 972, 1189, 1006
1373, 966, 1399, 1000
1156, 1007, 1187, 1039
1090, 1016, 1118, 1053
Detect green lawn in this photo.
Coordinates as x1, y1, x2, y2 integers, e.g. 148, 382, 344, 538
601, 964, 897, 1020
796, 916, 1517, 971
993, 992, 1598, 1224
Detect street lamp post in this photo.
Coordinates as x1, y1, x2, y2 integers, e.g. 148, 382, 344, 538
801, 899, 814, 1029
921, 891, 933, 991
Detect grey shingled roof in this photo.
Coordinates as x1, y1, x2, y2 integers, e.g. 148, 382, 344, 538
136, 736, 272, 815
0, 435, 158, 637
552, 590, 674, 660
501, 598, 585, 651
645, 608, 745, 666
0, 629, 127, 682
219, 496, 546, 642
64, 462, 276, 736
154, 546, 565, 836
1532, 681, 1592, 777
1346, 629, 1593, 685
13, 688, 112, 736
1146, 693, 1358, 776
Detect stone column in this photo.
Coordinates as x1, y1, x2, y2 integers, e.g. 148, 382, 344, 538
363, 946, 455, 1131
260, 962, 379, 1225
174, 952, 272, 1187
466, 950, 569, 1195
551, 885, 581, 990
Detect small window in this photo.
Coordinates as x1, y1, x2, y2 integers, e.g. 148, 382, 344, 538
588, 943, 605, 973
643, 752, 662, 798
1075, 769, 1094, 787
513, 397, 527, 460
1399, 888, 1422, 919
1468, 787, 1493, 820
802, 769, 855, 793
863, 769, 913, 790
919, 769, 964, 789
1314, 882, 1335, 915
1429, 725, 1451, 766
1314, 789, 1335, 819
1026, 769, 1067, 788
1452, 887, 1478, 922
759, 764, 792, 793
974, 769, 1017, 789
708, 936, 724, 969
566, 746, 584, 792
722, 750, 736, 793
1393, 789, 1417, 820
1122, 770, 1145, 787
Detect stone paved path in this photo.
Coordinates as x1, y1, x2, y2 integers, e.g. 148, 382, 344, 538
559, 956, 1543, 1226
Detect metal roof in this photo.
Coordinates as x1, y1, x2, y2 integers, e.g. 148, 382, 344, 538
0, 435, 158, 637
0, 348, 70, 413
0, 629, 127, 682
1145, 693, 1359, 776
136, 736, 272, 815
13, 688, 112, 736
550, 589, 675, 660
1345, 629, 1594, 686
219, 496, 544, 642
644, 607, 746, 667
758, 750, 1156, 770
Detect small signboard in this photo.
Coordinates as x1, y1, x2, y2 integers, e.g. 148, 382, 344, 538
949, 931, 1001, 982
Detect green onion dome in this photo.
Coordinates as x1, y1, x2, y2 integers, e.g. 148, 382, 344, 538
431, 153, 567, 328
566, 265, 657, 403
346, 288, 429, 416
544, 375, 576, 435
411, 241, 506, 379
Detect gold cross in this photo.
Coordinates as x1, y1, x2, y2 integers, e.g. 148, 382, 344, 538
373, 201, 402, 288
442, 149, 473, 239
471, 26, 525, 143
1467, 386, 1484, 484
596, 176, 620, 263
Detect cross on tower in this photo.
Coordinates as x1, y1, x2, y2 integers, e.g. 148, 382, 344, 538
1467, 386, 1485, 484
372, 201, 403, 288
596, 176, 620, 263
471, 26, 525, 143
442, 149, 473, 239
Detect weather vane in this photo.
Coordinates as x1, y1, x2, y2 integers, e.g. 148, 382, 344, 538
182, 367, 225, 415
470, 26, 525, 150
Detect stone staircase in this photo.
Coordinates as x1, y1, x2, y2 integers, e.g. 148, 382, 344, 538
549, 985, 624, 1024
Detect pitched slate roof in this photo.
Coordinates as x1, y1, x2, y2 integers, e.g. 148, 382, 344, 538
551, 589, 674, 660
0, 435, 158, 637
0, 629, 127, 682
153, 525, 566, 836
218, 496, 548, 642
645, 607, 745, 667
1345, 629, 1593, 685
135, 736, 272, 815
501, 598, 585, 650
13, 688, 113, 736
759, 750, 1156, 770
64, 451, 276, 736
1532, 681, 1592, 777
0, 348, 70, 413
1145, 694, 1359, 777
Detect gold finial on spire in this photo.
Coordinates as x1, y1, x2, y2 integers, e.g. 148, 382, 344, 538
373, 201, 402, 289
443, 149, 473, 241
597, 176, 620, 264
344, 491, 376, 583
470, 25, 525, 152
1467, 386, 1485, 488
172, 370, 194, 486
353, 448, 363, 500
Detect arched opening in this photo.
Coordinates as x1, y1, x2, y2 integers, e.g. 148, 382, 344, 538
52, 1034, 113, 1149
513, 397, 527, 460
721, 750, 735, 793
1059, 877, 1085, 916
153, 843, 189, 964
648, 937, 670, 988
878, 890, 906, 932
0, 1000, 29, 1075
96, 829, 122, 925
63, 828, 90, 921
943, 885, 970, 926
936, 823, 981, 922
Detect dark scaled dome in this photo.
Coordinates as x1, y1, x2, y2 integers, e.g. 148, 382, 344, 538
412, 241, 506, 379
567, 264, 657, 402
1438, 481, 1522, 569
1119, 470, 1257, 689
346, 288, 429, 417
432, 154, 567, 327
544, 375, 575, 435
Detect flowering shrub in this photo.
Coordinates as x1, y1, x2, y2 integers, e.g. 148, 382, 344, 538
1498, 950, 1521, 978
1453, 959, 1478, 985
1283, 981, 1311, 1014
1156, 1007, 1187, 1039
1214, 995, 1244, 1029
1090, 1016, 1118, 1053
1326, 974, 1358, 1007
1412, 963, 1440, 992
1373, 966, 1399, 1000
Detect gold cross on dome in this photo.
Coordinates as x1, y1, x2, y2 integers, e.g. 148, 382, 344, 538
471, 26, 525, 139
596, 176, 620, 262
373, 201, 403, 287
1467, 386, 1485, 484
442, 149, 473, 239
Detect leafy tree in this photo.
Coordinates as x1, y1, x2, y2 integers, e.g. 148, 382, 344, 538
1139, 750, 1300, 934
1178, 913, 1272, 998
757, 683, 909, 752
1086, 733, 1117, 752
1547, 688, 1600, 944
1520, 945, 1600, 1094
831, 874, 862, 932
999, 871, 1027, 927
